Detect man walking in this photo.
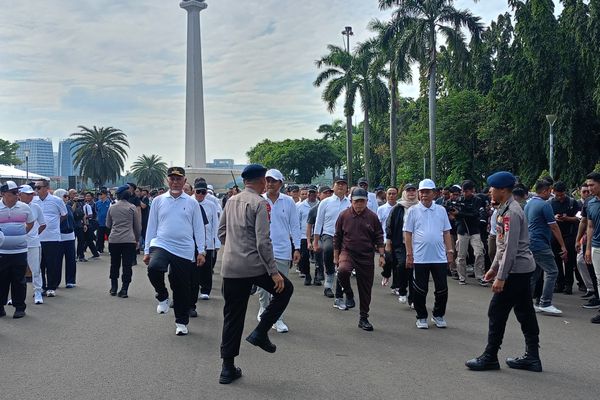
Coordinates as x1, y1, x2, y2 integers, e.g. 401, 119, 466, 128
584, 172, 600, 324
334, 188, 385, 330
95, 189, 111, 254
218, 164, 293, 384
377, 187, 398, 294
297, 185, 319, 286
524, 180, 568, 315
144, 167, 206, 336
306, 186, 333, 285
404, 179, 454, 329
466, 171, 542, 372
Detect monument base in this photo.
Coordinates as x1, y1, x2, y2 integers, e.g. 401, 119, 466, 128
185, 168, 241, 192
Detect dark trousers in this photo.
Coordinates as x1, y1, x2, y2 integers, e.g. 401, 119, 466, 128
147, 247, 194, 325
553, 236, 576, 290
96, 226, 109, 252
337, 253, 374, 318
485, 272, 540, 355
83, 225, 99, 257
321, 235, 335, 276
393, 247, 413, 302
59, 239, 77, 285
221, 273, 293, 359
40, 241, 62, 291
109, 242, 136, 283
75, 227, 86, 259
412, 263, 448, 319
0, 252, 28, 311
191, 250, 215, 308
298, 239, 311, 278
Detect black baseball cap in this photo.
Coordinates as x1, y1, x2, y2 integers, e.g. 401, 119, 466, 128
333, 176, 347, 184
319, 185, 333, 193
194, 181, 208, 190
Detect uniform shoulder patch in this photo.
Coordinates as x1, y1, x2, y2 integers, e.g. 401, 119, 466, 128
503, 216, 510, 233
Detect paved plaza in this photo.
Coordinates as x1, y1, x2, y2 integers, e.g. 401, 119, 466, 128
1, 255, 598, 400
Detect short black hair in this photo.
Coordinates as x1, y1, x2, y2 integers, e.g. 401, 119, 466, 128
540, 175, 554, 186
85, 191, 93, 196
461, 180, 475, 191
127, 182, 137, 190
587, 172, 600, 183
387, 186, 399, 192
443, 186, 451, 191
513, 187, 526, 198
534, 180, 552, 193
553, 181, 567, 193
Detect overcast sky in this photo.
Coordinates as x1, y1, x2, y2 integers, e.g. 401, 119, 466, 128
0, 1, 560, 168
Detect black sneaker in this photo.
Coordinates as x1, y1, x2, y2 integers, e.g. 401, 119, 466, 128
465, 353, 500, 371
13, 309, 26, 319
219, 366, 242, 384
358, 318, 373, 331
506, 353, 542, 372
189, 308, 198, 318
582, 298, 600, 309
313, 279, 322, 286
563, 287, 572, 295
591, 314, 600, 324
582, 291, 595, 298
324, 288, 334, 298
345, 297, 356, 309
304, 276, 312, 286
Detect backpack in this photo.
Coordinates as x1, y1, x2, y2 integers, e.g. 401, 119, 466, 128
60, 206, 75, 234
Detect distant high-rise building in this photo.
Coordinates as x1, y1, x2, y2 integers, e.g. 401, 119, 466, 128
53, 152, 58, 176
15, 138, 54, 178
58, 139, 79, 178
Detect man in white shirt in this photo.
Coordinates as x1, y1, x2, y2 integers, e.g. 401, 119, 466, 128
144, 167, 206, 336
378, 187, 398, 294
357, 177, 379, 214
258, 169, 301, 333
18, 185, 46, 304
194, 181, 219, 301
404, 179, 454, 330
297, 185, 319, 286
34, 179, 67, 297
313, 177, 351, 298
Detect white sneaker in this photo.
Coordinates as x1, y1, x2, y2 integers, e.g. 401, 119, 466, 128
175, 323, 188, 336
533, 305, 542, 313
538, 305, 562, 315
34, 292, 43, 304
273, 320, 289, 333
391, 288, 400, 296
333, 298, 347, 310
7, 298, 12, 305
156, 299, 169, 314
431, 316, 447, 328
199, 294, 209, 300
46, 290, 56, 297
398, 295, 407, 304
416, 319, 429, 329
257, 307, 265, 322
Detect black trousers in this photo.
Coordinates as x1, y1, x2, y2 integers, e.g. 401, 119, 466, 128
96, 226, 109, 252
393, 246, 413, 301
0, 252, 28, 311
83, 225, 99, 257
60, 239, 77, 285
147, 247, 195, 325
321, 235, 335, 275
221, 273, 293, 359
412, 263, 448, 319
553, 236, 577, 290
191, 249, 215, 309
298, 239, 311, 278
109, 242, 136, 283
485, 272, 540, 355
40, 241, 62, 291
75, 227, 86, 259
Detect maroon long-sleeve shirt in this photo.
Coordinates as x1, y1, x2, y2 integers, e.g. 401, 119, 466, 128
334, 207, 384, 264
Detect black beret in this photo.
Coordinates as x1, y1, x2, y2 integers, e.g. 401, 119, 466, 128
241, 164, 267, 180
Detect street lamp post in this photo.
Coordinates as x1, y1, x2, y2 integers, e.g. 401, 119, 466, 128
546, 114, 557, 178
24, 149, 30, 182
342, 26, 354, 185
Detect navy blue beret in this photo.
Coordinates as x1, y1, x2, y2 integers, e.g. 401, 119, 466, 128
241, 164, 267, 180
115, 185, 129, 195
487, 171, 516, 189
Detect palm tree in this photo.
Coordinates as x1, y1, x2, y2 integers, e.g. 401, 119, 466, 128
131, 154, 168, 189
368, 18, 413, 185
314, 45, 357, 185
70, 126, 129, 187
379, 0, 483, 181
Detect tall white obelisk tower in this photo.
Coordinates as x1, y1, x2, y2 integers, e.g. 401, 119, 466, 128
180, 0, 207, 168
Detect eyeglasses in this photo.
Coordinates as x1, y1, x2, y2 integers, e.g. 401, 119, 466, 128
34, 186, 46, 190
195, 189, 207, 195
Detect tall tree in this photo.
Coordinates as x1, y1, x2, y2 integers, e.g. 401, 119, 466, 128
70, 126, 129, 187
379, 0, 483, 181
0, 139, 21, 165
131, 154, 168, 189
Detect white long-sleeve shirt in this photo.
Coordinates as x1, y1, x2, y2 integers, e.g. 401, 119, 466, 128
297, 199, 318, 240
314, 195, 351, 237
367, 192, 379, 214
198, 198, 219, 250
144, 192, 205, 261
263, 192, 301, 261
377, 202, 395, 241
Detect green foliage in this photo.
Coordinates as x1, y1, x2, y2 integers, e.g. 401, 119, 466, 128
131, 154, 168, 189
71, 125, 129, 187
0, 139, 21, 165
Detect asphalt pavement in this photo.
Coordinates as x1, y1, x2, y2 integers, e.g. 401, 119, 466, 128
1, 254, 599, 400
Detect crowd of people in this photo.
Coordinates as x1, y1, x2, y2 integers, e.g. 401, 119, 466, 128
1, 165, 599, 383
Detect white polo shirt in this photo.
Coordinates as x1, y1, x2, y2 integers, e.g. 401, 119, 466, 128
36, 194, 67, 242
26, 202, 46, 248
198, 198, 219, 250
297, 199, 318, 240
403, 201, 451, 264
0, 200, 35, 254
377, 202, 395, 241
144, 191, 206, 261
314, 195, 351, 237
263, 192, 301, 261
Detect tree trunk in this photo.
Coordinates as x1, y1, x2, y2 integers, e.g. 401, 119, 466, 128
364, 107, 370, 184
428, 63, 437, 182
389, 74, 399, 186
346, 115, 353, 184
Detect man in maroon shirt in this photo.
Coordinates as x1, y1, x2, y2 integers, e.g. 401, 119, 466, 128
334, 188, 385, 331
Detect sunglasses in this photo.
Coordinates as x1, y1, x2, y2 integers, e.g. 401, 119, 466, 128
195, 189, 207, 194
34, 186, 46, 190
7, 190, 19, 195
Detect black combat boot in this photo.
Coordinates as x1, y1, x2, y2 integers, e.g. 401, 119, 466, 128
506, 345, 542, 372
118, 282, 129, 298
465, 352, 500, 371
109, 279, 118, 296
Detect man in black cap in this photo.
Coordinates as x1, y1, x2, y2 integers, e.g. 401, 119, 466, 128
466, 171, 541, 372
306, 185, 333, 285
357, 177, 379, 214
218, 164, 294, 384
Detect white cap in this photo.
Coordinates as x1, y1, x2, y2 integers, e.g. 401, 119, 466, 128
18, 184, 35, 194
418, 179, 436, 190
265, 169, 284, 182
0, 180, 18, 192
207, 184, 214, 190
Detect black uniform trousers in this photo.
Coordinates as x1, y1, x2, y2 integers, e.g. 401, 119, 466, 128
40, 241, 62, 291
485, 272, 540, 355
147, 247, 194, 325
412, 263, 448, 319
96, 226, 109, 253
553, 236, 578, 290
0, 252, 28, 311
221, 273, 293, 359
298, 239, 311, 278
109, 242, 136, 283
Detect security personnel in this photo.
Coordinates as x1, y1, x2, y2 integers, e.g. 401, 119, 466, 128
466, 171, 542, 372
218, 164, 294, 385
